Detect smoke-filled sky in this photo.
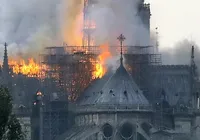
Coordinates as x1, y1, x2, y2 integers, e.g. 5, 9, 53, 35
0, 0, 63, 59
0, 0, 200, 65
146, 0, 200, 49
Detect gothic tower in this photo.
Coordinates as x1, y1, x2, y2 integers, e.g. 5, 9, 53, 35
3, 42, 9, 73
2, 42, 11, 89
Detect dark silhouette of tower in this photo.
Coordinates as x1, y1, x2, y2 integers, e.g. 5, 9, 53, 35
31, 91, 44, 140
2, 42, 11, 89
190, 46, 199, 109
3, 43, 9, 73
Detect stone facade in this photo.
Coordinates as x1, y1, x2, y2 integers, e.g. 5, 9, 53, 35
56, 62, 200, 140
17, 116, 31, 140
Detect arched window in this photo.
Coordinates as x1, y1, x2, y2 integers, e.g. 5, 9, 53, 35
120, 122, 133, 140
102, 123, 113, 140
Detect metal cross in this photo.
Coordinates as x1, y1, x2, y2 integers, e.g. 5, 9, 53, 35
117, 34, 126, 56
117, 34, 126, 64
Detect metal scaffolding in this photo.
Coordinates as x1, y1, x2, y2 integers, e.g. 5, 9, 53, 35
39, 45, 161, 101
83, 0, 97, 46
40, 46, 98, 100
42, 101, 69, 140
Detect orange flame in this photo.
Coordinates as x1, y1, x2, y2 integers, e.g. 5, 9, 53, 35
93, 44, 111, 79
9, 58, 40, 77
62, 0, 84, 46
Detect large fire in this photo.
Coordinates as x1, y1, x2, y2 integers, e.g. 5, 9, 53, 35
5, 0, 109, 80
7, 47, 110, 79
7, 44, 111, 79
9, 58, 40, 77
93, 44, 111, 79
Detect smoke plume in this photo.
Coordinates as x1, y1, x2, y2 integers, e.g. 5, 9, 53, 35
2, 1, 200, 75
91, 0, 149, 46
160, 39, 200, 68
0, 0, 63, 60
0, 0, 151, 71
60, 0, 83, 46
87, 0, 151, 71
149, 31, 200, 72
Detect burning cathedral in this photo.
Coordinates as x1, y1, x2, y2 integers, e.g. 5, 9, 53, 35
52, 0, 200, 140
2, 0, 200, 140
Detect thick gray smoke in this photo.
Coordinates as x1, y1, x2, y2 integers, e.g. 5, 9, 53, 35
2, 0, 199, 75
0, 0, 63, 59
160, 39, 200, 67
0, 0, 149, 61
91, 0, 149, 46
89, 0, 151, 71
149, 30, 200, 72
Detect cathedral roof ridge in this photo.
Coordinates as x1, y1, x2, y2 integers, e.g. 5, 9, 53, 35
91, 60, 149, 105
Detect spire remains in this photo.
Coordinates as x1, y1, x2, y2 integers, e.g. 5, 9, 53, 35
3, 42, 9, 72
2, 42, 11, 88
4, 42, 7, 48
117, 34, 126, 65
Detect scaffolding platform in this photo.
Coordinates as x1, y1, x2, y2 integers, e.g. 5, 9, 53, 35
40, 45, 161, 101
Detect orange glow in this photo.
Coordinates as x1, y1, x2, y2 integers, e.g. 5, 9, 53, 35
65, 13, 83, 46
37, 91, 42, 96
94, 63, 104, 79
93, 44, 111, 79
9, 58, 40, 77
62, 0, 84, 46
